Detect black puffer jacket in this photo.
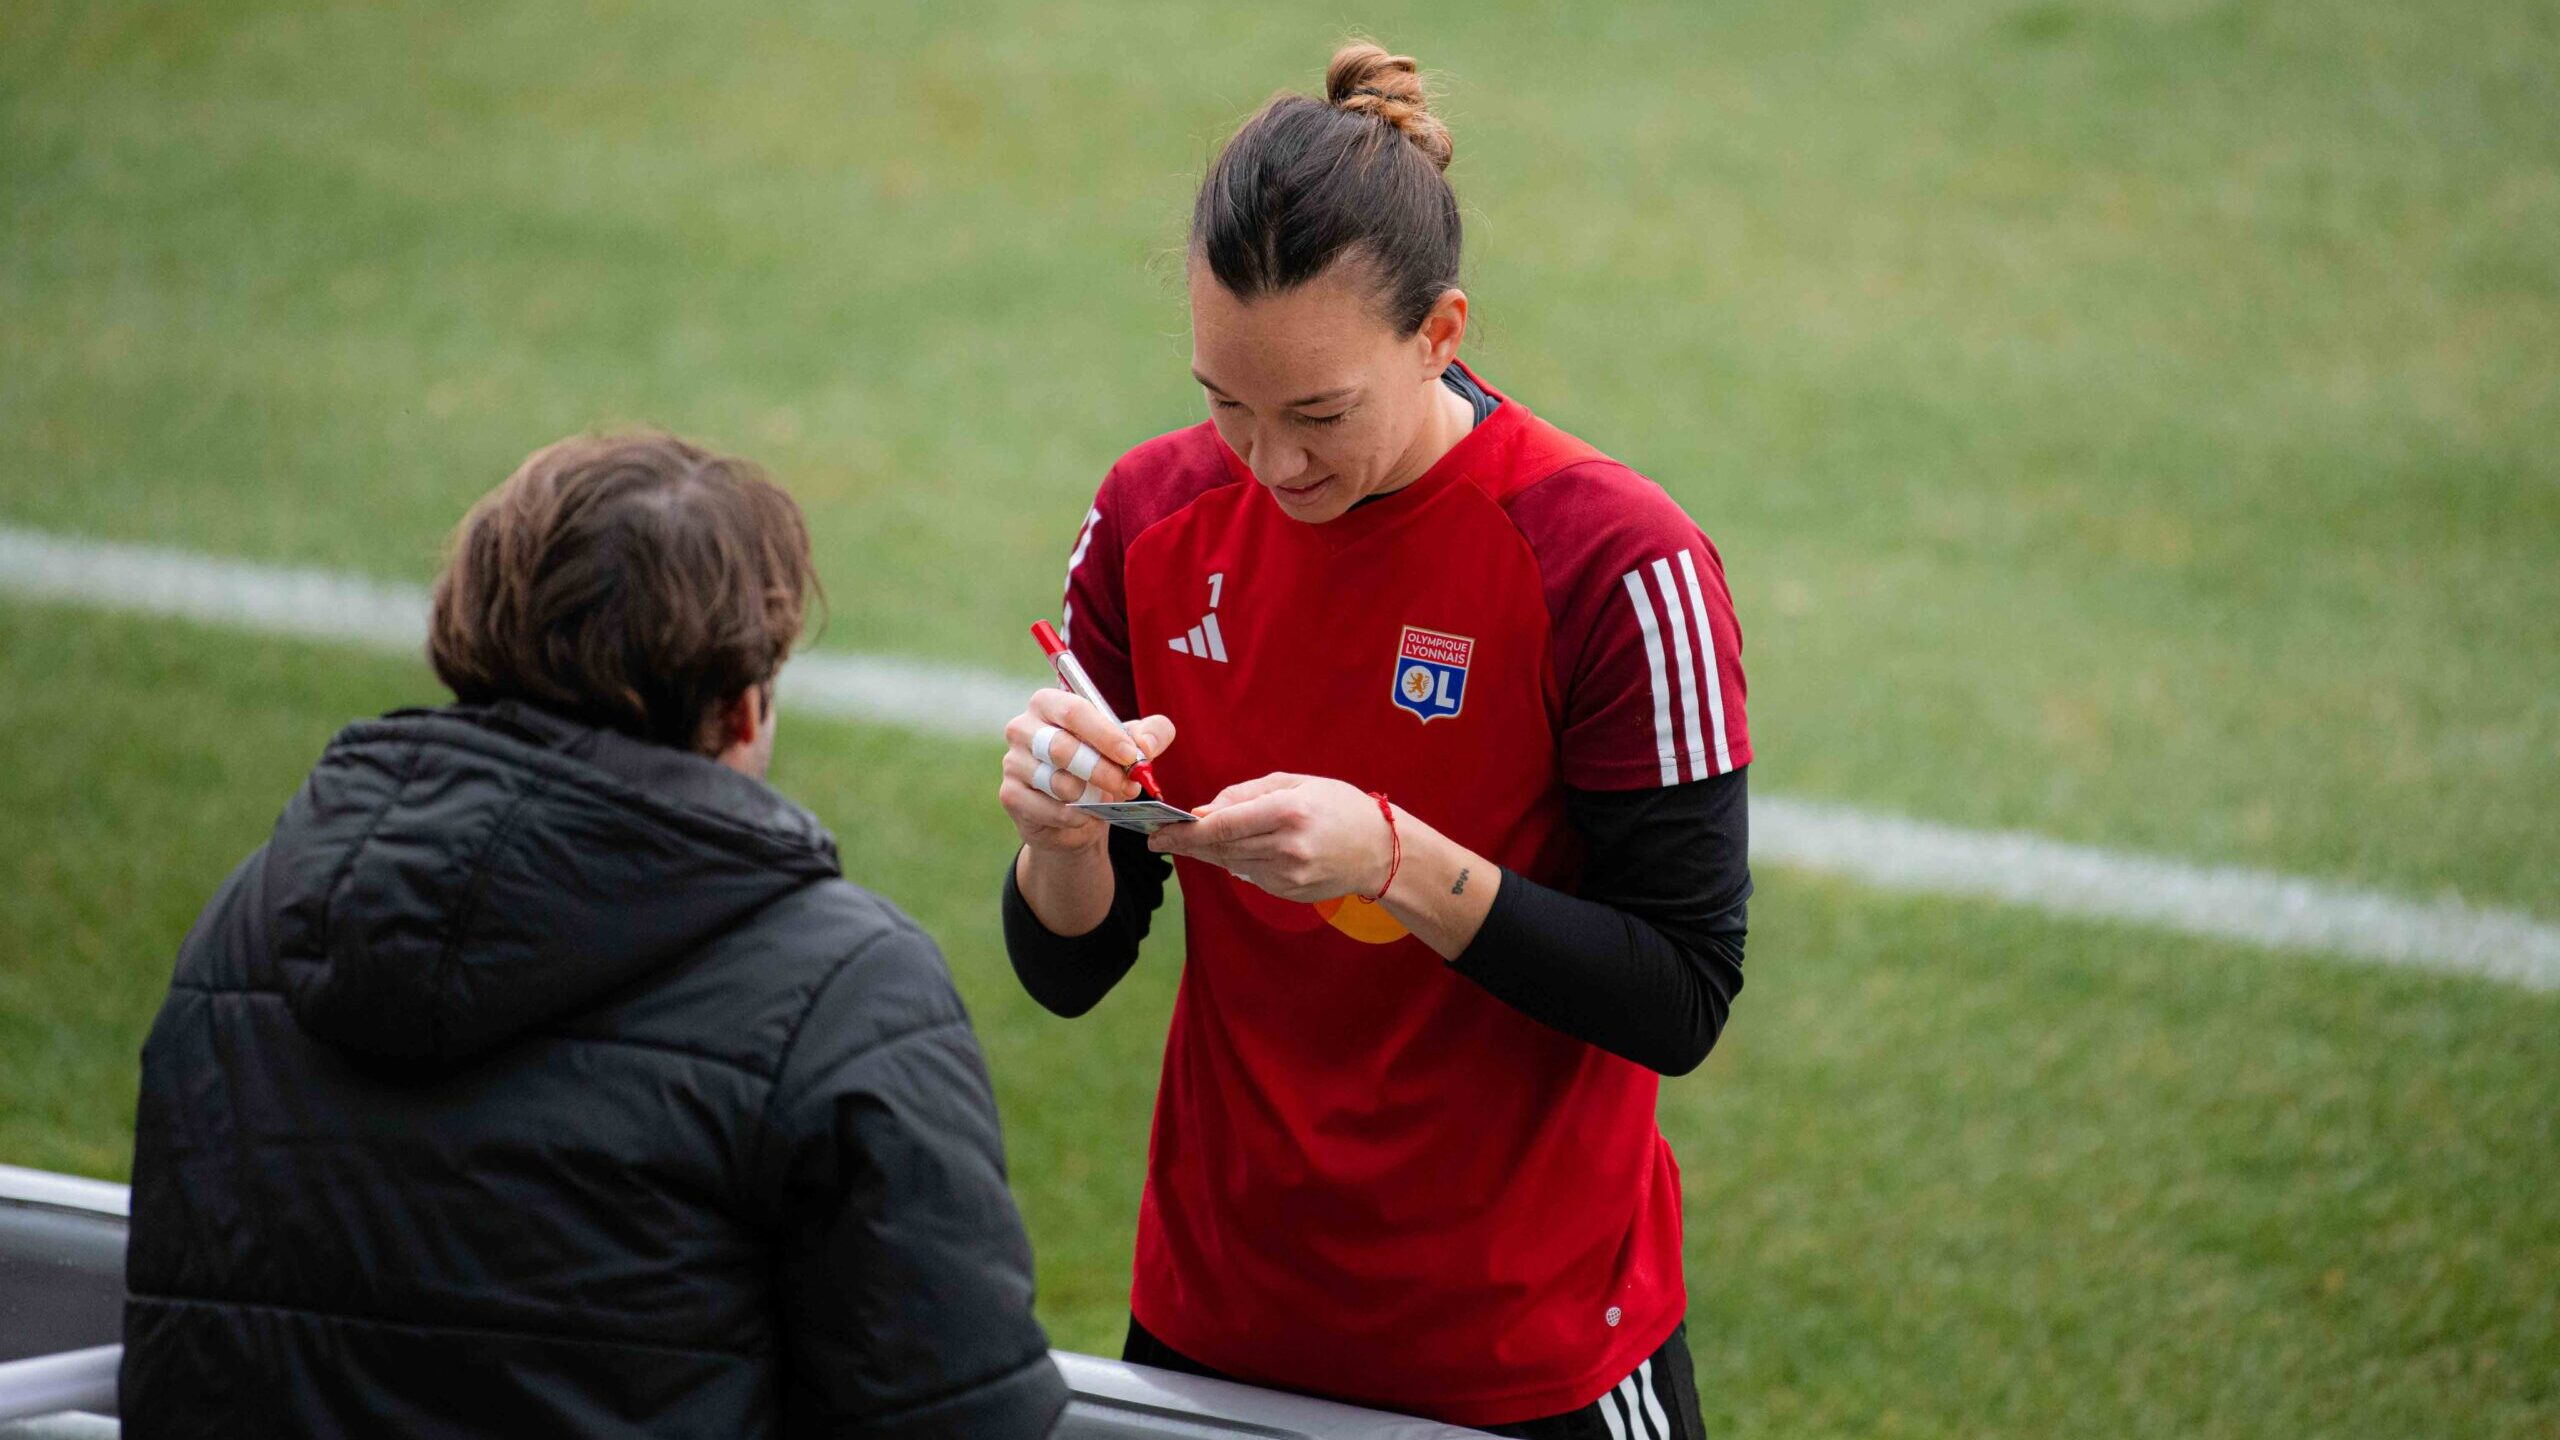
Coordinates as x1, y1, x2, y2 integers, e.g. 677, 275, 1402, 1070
122, 702, 1066, 1438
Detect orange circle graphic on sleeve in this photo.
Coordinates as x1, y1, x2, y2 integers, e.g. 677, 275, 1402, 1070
1311, 893, 1411, 944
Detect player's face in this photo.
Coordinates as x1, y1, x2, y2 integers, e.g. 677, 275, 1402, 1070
1188, 260, 1467, 525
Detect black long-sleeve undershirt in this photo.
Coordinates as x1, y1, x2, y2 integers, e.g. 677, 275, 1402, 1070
1000, 825, 1172, 1020
1000, 766, 1751, 1074
1452, 769, 1749, 1074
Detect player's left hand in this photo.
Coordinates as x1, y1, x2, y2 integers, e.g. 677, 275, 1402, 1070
1148, 773, 1393, 904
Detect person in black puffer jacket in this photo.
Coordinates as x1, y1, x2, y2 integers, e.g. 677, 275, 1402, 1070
121, 433, 1068, 1438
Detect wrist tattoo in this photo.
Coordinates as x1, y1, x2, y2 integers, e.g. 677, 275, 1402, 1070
1451, 867, 1470, 895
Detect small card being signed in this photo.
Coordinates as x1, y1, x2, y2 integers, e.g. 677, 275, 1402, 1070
1071, 799, 1200, 835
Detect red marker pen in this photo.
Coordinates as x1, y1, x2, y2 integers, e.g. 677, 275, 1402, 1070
1031, 621, 1167, 802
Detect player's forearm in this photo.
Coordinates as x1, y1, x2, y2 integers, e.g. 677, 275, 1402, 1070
1446, 770, 1752, 1073
1014, 841, 1116, 938
1375, 807, 1501, 960
1452, 877, 1744, 1074
1003, 832, 1168, 1018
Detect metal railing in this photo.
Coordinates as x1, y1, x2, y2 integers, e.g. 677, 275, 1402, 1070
0, 1164, 1485, 1438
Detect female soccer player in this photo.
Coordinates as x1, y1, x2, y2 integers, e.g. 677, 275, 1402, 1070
998, 43, 1751, 1439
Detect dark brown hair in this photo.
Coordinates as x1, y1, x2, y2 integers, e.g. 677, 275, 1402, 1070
1192, 42, 1461, 334
428, 432, 820, 755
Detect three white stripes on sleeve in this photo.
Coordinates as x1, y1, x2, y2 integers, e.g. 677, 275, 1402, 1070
1621, 549, 1735, 786
1598, 1357, 1678, 1439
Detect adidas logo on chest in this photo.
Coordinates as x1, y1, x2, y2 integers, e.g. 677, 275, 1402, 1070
1167, 571, 1230, 663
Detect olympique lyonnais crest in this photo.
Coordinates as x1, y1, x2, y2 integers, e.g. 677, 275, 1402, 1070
1391, 625, 1473, 723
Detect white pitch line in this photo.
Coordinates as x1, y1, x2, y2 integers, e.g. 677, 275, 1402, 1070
4, 523, 2555, 992
1753, 799, 2560, 990
0, 525, 431, 654
0, 525, 1016, 740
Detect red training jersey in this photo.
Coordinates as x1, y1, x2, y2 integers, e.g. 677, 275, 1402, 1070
1059, 365, 1750, 1426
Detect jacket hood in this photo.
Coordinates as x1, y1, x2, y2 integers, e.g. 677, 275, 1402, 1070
264, 701, 840, 1067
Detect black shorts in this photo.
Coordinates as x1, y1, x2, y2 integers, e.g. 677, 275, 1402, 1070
1123, 1315, 1707, 1439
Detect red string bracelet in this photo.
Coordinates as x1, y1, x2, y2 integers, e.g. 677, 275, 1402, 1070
1357, 791, 1401, 903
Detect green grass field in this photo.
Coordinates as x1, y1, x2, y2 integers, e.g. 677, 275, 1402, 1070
3, 1, 2555, 1435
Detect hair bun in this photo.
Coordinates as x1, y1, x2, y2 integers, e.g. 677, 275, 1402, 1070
1324, 42, 1452, 172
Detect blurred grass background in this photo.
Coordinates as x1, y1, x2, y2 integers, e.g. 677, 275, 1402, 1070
2, 1, 2555, 1435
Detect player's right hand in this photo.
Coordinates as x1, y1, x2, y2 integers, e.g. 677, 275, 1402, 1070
999, 687, 1176, 854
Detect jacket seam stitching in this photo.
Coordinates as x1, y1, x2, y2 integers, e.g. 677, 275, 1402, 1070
429, 771, 556, 1057
532, 1028, 778, 1079
746, 970, 969, 1179
741, 930, 900, 1173
308, 738, 429, 972
745, 1015, 974, 1158
125, 1289, 760, 1360
162, 981, 797, 1080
